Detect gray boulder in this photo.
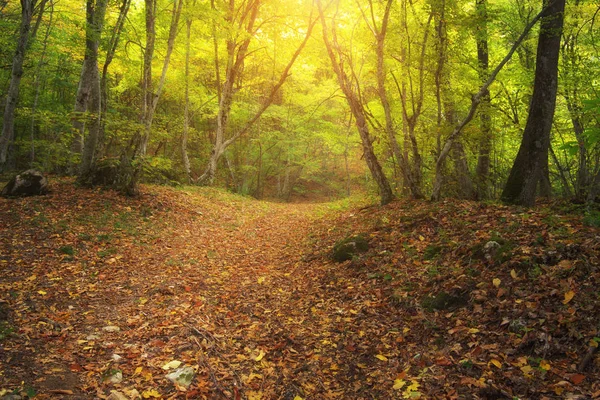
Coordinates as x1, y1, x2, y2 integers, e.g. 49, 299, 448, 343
1, 170, 48, 197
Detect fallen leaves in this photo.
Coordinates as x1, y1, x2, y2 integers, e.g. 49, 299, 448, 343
1, 181, 599, 398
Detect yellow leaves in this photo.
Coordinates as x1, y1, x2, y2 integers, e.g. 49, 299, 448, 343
134, 366, 143, 375
520, 365, 533, 376
393, 378, 406, 390
510, 269, 518, 279
243, 372, 263, 384
563, 290, 575, 304
257, 276, 265, 284
489, 359, 502, 369
492, 278, 501, 288
37, 290, 47, 295
27, 275, 37, 281
418, 235, 425, 241
293, 396, 304, 400
142, 389, 161, 398
539, 360, 551, 371
161, 360, 182, 370
468, 328, 480, 334
247, 391, 263, 400
375, 354, 388, 361
253, 349, 266, 362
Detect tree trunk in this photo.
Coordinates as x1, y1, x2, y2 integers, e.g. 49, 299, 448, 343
474, 0, 492, 199
0, 0, 37, 168
99, 0, 131, 158
452, 140, 476, 199
78, 0, 108, 177
317, 0, 393, 205
501, 0, 565, 206
368, 0, 422, 198
182, 17, 192, 181
29, 0, 54, 164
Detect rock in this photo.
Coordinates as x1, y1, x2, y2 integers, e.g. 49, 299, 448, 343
1, 169, 48, 197
107, 391, 128, 400
105, 370, 123, 384
332, 235, 369, 262
483, 241, 501, 261
165, 366, 195, 388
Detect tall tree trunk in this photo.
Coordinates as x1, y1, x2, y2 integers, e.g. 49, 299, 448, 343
317, 0, 393, 205
474, 0, 492, 199
366, 0, 422, 198
78, 0, 108, 176
137, 0, 183, 157
0, 0, 38, 168
98, 0, 131, 158
431, 4, 549, 200
501, 0, 565, 206
182, 17, 192, 181
397, 0, 432, 190
29, 0, 54, 165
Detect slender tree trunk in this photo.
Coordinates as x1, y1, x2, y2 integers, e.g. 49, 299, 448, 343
0, 0, 38, 168
501, 0, 565, 206
317, 0, 393, 205
368, 0, 422, 198
99, 0, 131, 157
29, 0, 54, 165
182, 17, 192, 181
474, 0, 492, 199
78, 0, 108, 176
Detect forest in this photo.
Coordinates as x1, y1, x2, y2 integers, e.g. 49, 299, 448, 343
0, 0, 598, 205
2, 0, 600, 398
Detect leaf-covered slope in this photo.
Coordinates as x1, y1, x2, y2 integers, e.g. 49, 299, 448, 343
0, 181, 599, 399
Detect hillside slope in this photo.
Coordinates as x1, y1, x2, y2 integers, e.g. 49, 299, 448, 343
0, 181, 599, 399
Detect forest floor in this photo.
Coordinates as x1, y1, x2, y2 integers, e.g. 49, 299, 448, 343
1, 179, 600, 399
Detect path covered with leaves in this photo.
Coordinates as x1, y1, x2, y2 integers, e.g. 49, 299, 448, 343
1, 181, 599, 399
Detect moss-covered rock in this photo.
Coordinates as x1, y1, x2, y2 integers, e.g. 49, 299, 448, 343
332, 234, 369, 262
421, 290, 469, 311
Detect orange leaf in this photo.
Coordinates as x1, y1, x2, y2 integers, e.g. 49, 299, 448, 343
570, 374, 585, 385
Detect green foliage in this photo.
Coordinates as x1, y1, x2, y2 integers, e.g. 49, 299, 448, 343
583, 210, 600, 228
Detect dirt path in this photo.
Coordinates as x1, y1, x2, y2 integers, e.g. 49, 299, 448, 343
2, 183, 387, 399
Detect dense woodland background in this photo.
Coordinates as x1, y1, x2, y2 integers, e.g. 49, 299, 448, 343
0, 0, 598, 205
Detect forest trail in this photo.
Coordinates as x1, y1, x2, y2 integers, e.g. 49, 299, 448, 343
2, 181, 600, 399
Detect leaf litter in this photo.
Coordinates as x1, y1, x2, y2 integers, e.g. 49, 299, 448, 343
0, 180, 599, 399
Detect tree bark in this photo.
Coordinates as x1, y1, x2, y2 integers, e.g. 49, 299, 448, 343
182, 16, 192, 181
474, 0, 492, 199
0, 0, 38, 168
317, 0, 394, 205
29, 0, 54, 164
501, 0, 565, 206
78, 0, 108, 176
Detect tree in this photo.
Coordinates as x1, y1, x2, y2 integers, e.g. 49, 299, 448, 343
474, 0, 492, 198
77, 0, 108, 177
197, 0, 317, 184
501, 0, 566, 206
430, 3, 549, 201
0, 0, 40, 168
317, 0, 394, 205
